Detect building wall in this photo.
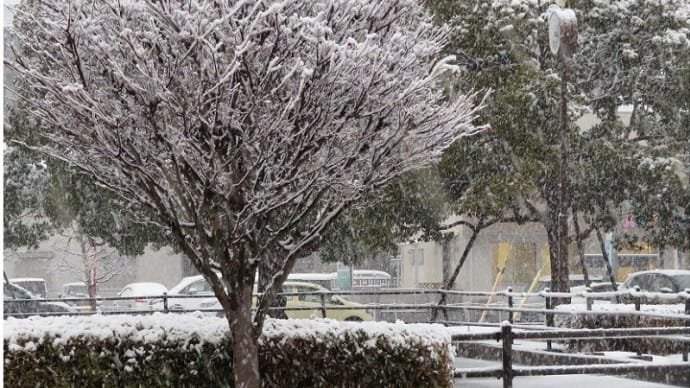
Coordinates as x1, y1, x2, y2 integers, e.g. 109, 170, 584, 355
134, 246, 185, 289
398, 217, 688, 292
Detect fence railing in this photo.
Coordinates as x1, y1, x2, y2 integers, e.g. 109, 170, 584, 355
452, 324, 690, 388
6, 286, 690, 321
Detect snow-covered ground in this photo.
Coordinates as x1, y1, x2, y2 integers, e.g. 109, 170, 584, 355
453, 357, 679, 387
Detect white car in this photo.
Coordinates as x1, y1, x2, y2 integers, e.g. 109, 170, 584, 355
58, 281, 102, 312
113, 282, 168, 312
9, 277, 48, 299
162, 275, 220, 312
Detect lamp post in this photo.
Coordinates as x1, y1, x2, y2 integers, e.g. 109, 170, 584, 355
548, 6, 577, 299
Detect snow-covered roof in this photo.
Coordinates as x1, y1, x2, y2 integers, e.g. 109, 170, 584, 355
119, 282, 168, 295
9, 277, 46, 283
288, 272, 337, 281
625, 269, 690, 276
352, 270, 391, 279
62, 282, 87, 287
167, 275, 205, 295
283, 281, 329, 291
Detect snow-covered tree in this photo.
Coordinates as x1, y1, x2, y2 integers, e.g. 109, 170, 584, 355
6, 0, 481, 385
4, 106, 163, 302
575, 0, 690, 254
430, 0, 689, 299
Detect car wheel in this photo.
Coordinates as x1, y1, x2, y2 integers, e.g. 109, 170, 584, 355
344, 316, 363, 322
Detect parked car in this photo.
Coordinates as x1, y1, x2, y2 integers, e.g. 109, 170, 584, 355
514, 274, 605, 322
619, 270, 690, 304
281, 281, 373, 321
113, 282, 168, 312
161, 275, 219, 312
158, 276, 372, 321
58, 282, 102, 312
4, 281, 75, 318
9, 277, 48, 299
570, 281, 619, 304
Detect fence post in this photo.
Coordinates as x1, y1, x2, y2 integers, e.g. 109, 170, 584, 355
320, 293, 327, 318
683, 288, 690, 362
507, 287, 514, 325
163, 292, 168, 313
544, 288, 552, 351
585, 286, 592, 311
502, 324, 513, 388
633, 286, 643, 358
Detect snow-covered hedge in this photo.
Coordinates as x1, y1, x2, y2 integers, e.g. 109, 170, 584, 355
4, 313, 454, 387
554, 303, 688, 354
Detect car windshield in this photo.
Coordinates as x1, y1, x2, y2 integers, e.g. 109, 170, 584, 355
67, 284, 88, 295
12, 281, 45, 297
4, 282, 35, 299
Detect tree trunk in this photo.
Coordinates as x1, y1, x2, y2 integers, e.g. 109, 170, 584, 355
441, 235, 452, 288
595, 228, 620, 303
572, 211, 591, 287
228, 282, 261, 388
78, 232, 99, 311
431, 223, 481, 322
257, 250, 287, 320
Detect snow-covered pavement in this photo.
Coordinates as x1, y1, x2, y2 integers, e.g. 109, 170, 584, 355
453, 357, 678, 387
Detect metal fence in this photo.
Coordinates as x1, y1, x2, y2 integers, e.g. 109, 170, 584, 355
452, 325, 690, 388
6, 286, 690, 321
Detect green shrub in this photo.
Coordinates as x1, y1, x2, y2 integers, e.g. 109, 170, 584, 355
4, 314, 453, 387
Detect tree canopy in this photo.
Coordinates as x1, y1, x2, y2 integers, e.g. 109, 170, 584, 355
6, 0, 482, 386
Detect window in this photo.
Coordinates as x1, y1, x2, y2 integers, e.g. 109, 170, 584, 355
294, 285, 330, 303
184, 279, 212, 294
4, 283, 32, 300
648, 275, 673, 292
626, 274, 652, 290
672, 275, 690, 291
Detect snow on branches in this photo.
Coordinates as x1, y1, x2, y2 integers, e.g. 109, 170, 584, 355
6, 0, 481, 318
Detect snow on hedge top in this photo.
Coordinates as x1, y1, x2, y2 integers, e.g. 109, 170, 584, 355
260, 317, 451, 348
555, 302, 687, 319
4, 313, 451, 354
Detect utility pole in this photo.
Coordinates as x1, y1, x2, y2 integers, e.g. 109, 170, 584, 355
548, 5, 578, 301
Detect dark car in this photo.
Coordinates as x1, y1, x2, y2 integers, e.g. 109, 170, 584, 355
4, 281, 75, 318
619, 270, 690, 304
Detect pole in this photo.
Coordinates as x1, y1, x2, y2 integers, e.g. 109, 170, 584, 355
502, 324, 513, 388
556, 54, 571, 304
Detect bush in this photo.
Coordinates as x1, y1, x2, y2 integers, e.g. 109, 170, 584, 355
4, 313, 454, 387
554, 303, 687, 354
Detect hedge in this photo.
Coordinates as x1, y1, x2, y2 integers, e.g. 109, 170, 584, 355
4, 313, 454, 387
554, 303, 688, 354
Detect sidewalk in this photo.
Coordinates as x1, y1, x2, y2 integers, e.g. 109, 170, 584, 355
454, 357, 678, 388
